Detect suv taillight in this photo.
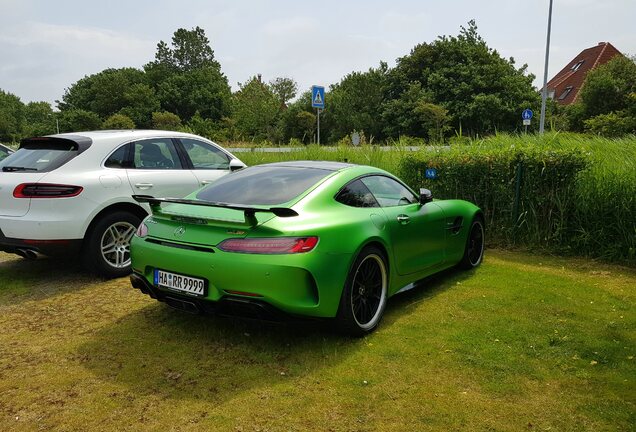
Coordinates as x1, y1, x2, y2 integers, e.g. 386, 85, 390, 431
217, 237, 319, 254
13, 183, 83, 198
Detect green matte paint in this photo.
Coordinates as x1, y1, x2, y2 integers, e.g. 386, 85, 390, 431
130, 164, 481, 318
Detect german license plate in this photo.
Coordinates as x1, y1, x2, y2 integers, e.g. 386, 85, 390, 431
154, 269, 206, 296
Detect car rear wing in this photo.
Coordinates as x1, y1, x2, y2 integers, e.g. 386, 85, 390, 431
132, 195, 298, 227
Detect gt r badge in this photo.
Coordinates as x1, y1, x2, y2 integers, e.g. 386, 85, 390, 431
226, 229, 246, 235
173, 226, 186, 237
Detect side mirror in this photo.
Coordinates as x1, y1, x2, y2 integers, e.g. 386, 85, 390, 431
229, 158, 246, 172
419, 188, 433, 204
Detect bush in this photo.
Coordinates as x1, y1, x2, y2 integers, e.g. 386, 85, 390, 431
152, 111, 182, 131
102, 113, 135, 130
399, 142, 588, 251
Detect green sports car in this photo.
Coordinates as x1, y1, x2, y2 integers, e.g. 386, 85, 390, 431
130, 161, 484, 335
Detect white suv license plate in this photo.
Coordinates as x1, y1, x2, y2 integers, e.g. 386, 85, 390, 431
154, 269, 205, 296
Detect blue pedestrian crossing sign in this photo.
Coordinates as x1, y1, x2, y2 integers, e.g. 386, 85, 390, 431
522, 109, 533, 120
425, 168, 438, 179
312, 85, 325, 109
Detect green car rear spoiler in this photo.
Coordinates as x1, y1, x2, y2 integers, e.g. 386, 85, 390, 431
133, 195, 298, 227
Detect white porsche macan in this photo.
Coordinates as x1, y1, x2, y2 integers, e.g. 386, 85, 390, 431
0, 130, 245, 277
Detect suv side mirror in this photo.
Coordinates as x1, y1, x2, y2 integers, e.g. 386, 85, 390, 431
229, 158, 246, 172
419, 188, 433, 204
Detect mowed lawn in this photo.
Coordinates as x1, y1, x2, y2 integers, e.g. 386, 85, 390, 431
0, 250, 634, 431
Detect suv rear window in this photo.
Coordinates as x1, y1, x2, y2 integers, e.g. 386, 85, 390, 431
196, 166, 332, 205
0, 137, 90, 173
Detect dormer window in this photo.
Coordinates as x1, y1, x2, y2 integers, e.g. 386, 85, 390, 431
571, 60, 585, 72
558, 86, 573, 100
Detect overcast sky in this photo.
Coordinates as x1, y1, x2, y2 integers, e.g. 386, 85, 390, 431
1, 0, 634, 106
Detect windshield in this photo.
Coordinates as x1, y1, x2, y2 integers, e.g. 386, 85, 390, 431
196, 166, 333, 206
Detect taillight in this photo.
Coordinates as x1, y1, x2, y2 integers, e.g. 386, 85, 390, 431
136, 223, 148, 238
217, 237, 319, 254
13, 183, 83, 198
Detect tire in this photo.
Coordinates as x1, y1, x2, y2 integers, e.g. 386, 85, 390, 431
83, 211, 141, 278
458, 216, 485, 270
336, 246, 388, 337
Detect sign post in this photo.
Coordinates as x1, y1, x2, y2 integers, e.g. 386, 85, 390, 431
522, 108, 533, 133
311, 85, 325, 144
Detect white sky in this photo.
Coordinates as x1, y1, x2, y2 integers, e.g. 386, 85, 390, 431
1, 0, 634, 106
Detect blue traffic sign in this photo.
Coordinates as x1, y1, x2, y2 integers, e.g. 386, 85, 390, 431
311, 85, 325, 109
522, 109, 533, 120
425, 168, 438, 179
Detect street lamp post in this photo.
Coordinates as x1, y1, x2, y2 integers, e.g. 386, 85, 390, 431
539, 0, 554, 134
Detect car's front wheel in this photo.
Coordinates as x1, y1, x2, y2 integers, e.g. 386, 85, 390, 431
337, 246, 388, 336
83, 211, 141, 278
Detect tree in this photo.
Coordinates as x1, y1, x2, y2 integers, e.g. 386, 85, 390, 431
269, 77, 298, 106
156, 67, 231, 121
232, 76, 280, 141
102, 113, 135, 130
58, 109, 102, 133
0, 90, 25, 142
325, 63, 389, 141
119, 83, 160, 128
389, 20, 539, 136
278, 91, 315, 143
569, 55, 636, 136
152, 111, 182, 131
24, 101, 56, 136
579, 56, 636, 118
146, 26, 220, 74
58, 68, 151, 120
145, 27, 231, 123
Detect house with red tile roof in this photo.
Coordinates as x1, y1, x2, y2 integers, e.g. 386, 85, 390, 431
546, 42, 624, 105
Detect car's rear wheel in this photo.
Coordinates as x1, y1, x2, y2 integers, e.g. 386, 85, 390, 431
83, 211, 141, 278
458, 216, 485, 269
337, 246, 388, 336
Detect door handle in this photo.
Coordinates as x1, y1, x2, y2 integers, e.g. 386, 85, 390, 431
134, 183, 154, 189
201, 180, 214, 185
397, 214, 410, 225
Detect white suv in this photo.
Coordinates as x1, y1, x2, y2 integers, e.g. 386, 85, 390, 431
0, 130, 245, 277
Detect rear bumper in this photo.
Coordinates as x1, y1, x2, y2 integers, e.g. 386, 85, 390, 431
130, 236, 353, 318
0, 227, 82, 256
130, 272, 293, 321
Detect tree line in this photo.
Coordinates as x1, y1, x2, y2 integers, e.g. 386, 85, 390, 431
1, 21, 634, 144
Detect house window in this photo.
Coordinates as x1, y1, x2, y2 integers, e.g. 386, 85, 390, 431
558, 86, 573, 100
571, 60, 585, 72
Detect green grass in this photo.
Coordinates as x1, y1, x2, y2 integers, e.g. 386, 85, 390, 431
0, 250, 634, 431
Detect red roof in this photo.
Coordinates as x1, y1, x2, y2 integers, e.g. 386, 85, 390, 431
547, 42, 623, 105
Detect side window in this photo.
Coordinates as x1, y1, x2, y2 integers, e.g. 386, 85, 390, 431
132, 138, 182, 170
104, 144, 130, 169
336, 179, 379, 208
180, 138, 229, 170
360, 175, 418, 207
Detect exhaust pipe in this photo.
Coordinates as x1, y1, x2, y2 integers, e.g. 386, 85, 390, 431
16, 248, 38, 260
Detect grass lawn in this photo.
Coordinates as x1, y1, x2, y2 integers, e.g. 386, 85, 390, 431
0, 250, 634, 431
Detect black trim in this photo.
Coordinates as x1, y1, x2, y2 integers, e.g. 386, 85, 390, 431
334, 173, 420, 208
171, 137, 194, 170
20, 135, 93, 154
145, 238, 215, 253
130, 272, 292, 321
0, 228, 82, 256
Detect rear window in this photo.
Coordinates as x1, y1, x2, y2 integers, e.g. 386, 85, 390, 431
196, 166, 333, 205
0, 147, 77, 172
0, 136, 91, 173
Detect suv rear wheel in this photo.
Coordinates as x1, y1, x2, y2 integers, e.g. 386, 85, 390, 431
83, 211, 141, 278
